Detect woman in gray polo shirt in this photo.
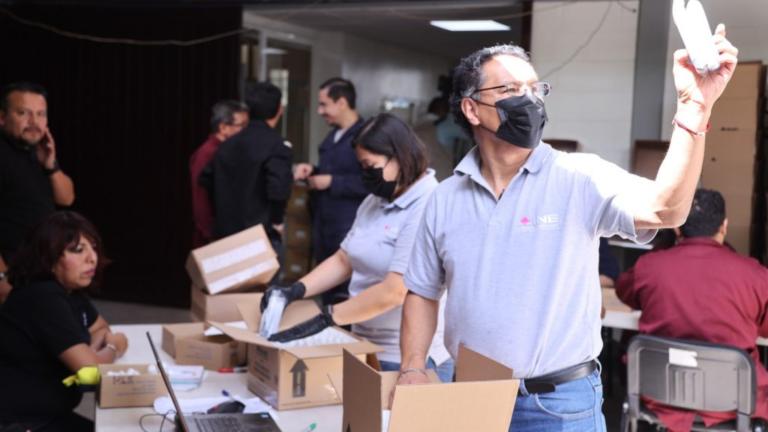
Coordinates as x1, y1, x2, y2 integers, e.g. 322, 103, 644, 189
262, 113, 452, 379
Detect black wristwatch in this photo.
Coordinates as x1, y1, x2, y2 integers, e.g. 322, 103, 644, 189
43, 159, 61, 176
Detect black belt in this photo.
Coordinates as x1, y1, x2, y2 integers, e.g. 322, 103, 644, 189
519, 360, 598, 395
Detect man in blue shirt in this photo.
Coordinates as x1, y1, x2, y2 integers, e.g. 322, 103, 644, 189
294, 78, 367, 305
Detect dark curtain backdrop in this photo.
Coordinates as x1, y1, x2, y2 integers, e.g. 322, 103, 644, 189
0, 5, 242, 307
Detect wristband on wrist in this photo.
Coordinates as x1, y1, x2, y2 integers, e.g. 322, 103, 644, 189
44, 159, 61, 176
672, 117, 710, 137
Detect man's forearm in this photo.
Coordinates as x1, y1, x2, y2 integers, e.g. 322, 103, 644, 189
51, 171, 75, 206
657, 103, 709, 218
400, 292, 439, 369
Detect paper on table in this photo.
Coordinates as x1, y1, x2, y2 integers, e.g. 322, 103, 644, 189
382, 409, 391, 432
165, 365, 205, 391
272, 327, 358, 348
203, 321, 248, 337
153, 395, 274, 416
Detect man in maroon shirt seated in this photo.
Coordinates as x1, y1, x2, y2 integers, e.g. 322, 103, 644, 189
616, 188, 768, 431
189, 100, 249, 247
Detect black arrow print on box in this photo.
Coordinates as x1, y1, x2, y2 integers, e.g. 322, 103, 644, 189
291, 359, 308, 397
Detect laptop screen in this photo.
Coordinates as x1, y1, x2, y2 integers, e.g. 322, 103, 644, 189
146, 331, 192, 432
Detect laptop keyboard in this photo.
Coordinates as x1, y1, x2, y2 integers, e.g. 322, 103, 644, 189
194, 416, 247, 432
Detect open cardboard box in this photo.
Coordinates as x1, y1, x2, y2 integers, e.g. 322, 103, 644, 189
162, 322, 246, 371
209, 296, 382, 410
340, 345, 519, 432
186, 224, 279, 295
97, 364, 166, 408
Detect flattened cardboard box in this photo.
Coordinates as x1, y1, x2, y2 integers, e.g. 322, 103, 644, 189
190, 284, 264, 322
209, 296, 382, 410
98, 364, 166, 408
162, 322, 247, 371
341, 345, 519, 432
186, 224, 279, 295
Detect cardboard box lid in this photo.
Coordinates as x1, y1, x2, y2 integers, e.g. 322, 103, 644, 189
209, 297, 381, 359
342, 347, 518, 432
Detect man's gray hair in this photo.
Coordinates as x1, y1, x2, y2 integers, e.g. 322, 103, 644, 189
450, 44, 530, 138
210, 99, 248, 132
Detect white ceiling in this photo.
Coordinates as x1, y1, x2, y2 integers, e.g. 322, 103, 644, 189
246, 1, 531, 60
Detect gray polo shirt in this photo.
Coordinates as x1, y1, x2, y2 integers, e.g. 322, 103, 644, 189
341, 169, 448, 363
404, 144, 656, 377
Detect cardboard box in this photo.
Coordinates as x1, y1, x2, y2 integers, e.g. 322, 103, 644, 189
285, 218, 312, 250
283, 248, 312, 282
210, 297, 382, 410
97, 364, 166, 408
190, 284, 264, 322
162, 323, 247, 371
186, 225, 279, 295
719, 62, 765, 99
341, 346, 519, 432
710, 97, 762, 133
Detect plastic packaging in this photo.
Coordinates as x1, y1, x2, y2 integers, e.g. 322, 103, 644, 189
259, 291, 287, 338
672, 0, 720, 75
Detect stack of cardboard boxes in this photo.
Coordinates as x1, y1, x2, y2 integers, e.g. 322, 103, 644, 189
186, 224, 279, 322
283, 183, 313, 282
700, 62, 767, 257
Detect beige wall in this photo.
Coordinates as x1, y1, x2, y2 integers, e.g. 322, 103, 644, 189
530, 1, 640, 168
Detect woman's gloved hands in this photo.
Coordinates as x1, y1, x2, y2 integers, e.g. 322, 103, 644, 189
260, 281, 306, 312
268, 305, 336, 343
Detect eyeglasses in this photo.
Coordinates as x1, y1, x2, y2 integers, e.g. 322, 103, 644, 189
471, 81, 552, 100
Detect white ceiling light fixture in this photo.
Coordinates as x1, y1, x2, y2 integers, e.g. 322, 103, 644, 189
430, 20, 510, 32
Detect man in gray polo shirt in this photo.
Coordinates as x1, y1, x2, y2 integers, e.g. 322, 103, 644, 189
397, 27, 738, 431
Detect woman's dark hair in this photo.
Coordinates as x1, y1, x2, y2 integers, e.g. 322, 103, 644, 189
352, 113, 428, 188
9, 211, 108, 288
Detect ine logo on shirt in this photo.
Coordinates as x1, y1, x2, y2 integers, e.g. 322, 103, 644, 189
518, 213, 561, 230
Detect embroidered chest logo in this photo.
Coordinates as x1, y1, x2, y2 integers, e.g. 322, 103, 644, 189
517, 214, 561, 230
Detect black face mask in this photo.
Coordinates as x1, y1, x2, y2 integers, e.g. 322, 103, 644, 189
361, 166, 397, 199
489, 93, 548, 149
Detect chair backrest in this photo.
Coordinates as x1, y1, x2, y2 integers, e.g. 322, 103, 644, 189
627, 334, 756, 429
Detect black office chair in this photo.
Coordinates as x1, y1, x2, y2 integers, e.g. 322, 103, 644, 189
621, 334, 763, 432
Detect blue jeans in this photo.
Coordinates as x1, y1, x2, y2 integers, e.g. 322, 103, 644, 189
509, 369, 606, 432
379, 358, 456, 383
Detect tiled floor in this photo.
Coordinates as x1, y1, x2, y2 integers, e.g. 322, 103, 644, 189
82, 299, 630, 431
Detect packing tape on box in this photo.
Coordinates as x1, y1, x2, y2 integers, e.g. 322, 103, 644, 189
200, 240, 269, 274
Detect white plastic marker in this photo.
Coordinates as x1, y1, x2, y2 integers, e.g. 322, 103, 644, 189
672, 0, 721, 75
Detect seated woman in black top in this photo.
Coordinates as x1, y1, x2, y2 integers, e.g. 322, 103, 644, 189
0, 211, 128, 432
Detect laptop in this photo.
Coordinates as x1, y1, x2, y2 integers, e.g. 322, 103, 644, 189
145, 332, 281, 432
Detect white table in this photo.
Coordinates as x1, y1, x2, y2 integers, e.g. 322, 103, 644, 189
600, 289, 768, 346
95, 324, 342, 432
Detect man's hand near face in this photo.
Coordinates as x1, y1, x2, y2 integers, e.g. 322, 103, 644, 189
36, 129, 57, 170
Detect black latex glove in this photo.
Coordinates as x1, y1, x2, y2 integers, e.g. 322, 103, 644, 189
260, 281, 306, 312
268, 305, 336, 343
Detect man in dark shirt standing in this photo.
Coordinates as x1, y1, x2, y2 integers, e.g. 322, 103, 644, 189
200, 82, 292, 247
0, 82, 75, 301
616, 189, 768, 431
189, 100, 249, 248
294, 78, 367, 305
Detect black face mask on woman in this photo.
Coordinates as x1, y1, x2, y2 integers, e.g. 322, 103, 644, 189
478, 93, 548, 149
361, 165, 397, 199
